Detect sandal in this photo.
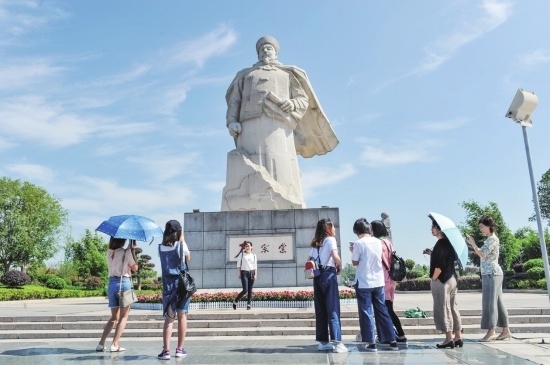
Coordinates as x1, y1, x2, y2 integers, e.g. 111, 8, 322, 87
110, 345, 126, 352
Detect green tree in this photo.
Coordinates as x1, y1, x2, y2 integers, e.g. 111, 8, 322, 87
534, 168, 550, 224
461, 200, 520, 270
514, 226, 550, 262
341, 263, 356, 282
404, 259, 415, 271
134, 246, 156, 290
0, 178, 67, 273
64, 230, 108, 283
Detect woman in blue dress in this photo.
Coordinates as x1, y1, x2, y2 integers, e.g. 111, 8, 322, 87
157, 220, 191, 360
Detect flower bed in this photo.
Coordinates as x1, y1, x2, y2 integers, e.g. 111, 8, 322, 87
134, 289, 357, 310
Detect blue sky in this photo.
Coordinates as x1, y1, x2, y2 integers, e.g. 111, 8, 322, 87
1, 0, 550, 273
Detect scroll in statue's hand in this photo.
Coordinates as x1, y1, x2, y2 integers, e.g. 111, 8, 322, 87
279, 99, 294, 112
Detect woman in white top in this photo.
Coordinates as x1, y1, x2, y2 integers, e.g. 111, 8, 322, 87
96, 237, 138, 353
309, 218, 347, 353
232, 241, 258, 310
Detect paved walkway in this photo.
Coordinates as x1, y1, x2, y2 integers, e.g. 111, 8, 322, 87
0, 289, 549, 364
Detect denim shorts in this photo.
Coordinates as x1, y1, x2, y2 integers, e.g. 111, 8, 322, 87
108, 276, 132, 308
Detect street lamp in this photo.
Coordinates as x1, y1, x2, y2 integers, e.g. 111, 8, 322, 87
505, 88, 550, 301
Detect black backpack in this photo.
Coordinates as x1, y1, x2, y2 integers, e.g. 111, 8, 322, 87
382, 239, 407, 282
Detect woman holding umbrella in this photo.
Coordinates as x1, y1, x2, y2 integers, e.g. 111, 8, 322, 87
424, 218, 463, 349
96, 237, 138, 352
466, 215, 511, 341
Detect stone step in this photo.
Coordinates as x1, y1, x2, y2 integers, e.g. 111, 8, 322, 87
3, 322, 550, 340
1, 308, 548, 340
1, 314, 549, 332
1, 307, 548, 323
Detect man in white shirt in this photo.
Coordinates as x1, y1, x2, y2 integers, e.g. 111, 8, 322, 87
351, 218, 398, 352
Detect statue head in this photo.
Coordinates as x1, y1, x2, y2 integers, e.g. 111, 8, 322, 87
256, 36, 280, 55
256, 36, 280, 64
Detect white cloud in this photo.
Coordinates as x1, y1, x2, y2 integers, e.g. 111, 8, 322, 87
0, 60, 64, 90
0, 137, 15, 150
60, 175, 195, 216
358, 139, 438, 167
0, 0, 67, 46
0, 95, 98, 147
520, 50, 550, 68
409, 0, 512, 75
302, 164, 356, 198
161, 24, 238, 70
6, 163, 55, 183
416, 117, 470, 131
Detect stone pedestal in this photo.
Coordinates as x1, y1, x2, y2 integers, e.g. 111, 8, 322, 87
183, 207, 340, 289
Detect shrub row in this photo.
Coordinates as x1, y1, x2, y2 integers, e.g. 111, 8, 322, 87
0, 287, 104, 301
397, 276, 482, 291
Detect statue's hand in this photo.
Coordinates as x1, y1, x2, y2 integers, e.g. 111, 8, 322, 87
227, 122, 242, 137
279, 99, 294, 112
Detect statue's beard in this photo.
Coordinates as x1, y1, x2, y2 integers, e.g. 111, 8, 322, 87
260, 56, 275, 64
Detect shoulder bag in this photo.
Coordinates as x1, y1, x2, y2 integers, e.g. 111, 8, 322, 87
117, 248, 137, 307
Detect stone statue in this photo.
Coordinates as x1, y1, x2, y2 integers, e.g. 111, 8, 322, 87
381, 212, 392, 240
221, 36, 338, 211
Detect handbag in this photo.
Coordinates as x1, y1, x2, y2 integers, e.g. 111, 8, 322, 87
118, 288, 138, 307
117, 248, 137, 307
176, 241, 197, 300
177, 270, 197, 300
304, 260, 319, 279
304, 246, 331, 279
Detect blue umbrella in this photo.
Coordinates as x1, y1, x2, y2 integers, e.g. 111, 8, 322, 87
96, 215, 163, 242
428, 211, 469, 272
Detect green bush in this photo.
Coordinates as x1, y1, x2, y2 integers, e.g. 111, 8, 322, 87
458, 276, 481, 290
45, 276, 66, 289
84, 276, 103, 290
536, 278, 547, 289
527, 267, 545, 280
405, 269, 425, 280
516, 279, 536, 289
2, 270, 32, 287
0, 285, 105, 300
504, 269, 515, 277
523, 258, 544, 272
463, 266, 480, 276
397, 278, 431, 291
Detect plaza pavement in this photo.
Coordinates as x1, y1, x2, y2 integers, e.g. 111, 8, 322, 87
0, 288, 550, 364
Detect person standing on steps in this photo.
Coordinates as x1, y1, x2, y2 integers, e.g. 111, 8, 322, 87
423, 218, 463, 349
350, 218, 399, 352
157, 220, 191, 360
232, 241, 258, 310
370, 220, 407, 347
309, 218, 347, 353
96, 237, 138, 353
467, 215, 511, 342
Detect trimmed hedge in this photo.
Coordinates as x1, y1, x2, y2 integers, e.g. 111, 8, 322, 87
0, 286, 104, 301
397, 276, 481, 291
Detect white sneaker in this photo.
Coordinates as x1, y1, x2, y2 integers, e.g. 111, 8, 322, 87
333, 342, 348, 353
317, 342, 334, 351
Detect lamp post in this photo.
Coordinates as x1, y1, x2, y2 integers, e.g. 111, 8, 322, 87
505, 89, 550, 301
